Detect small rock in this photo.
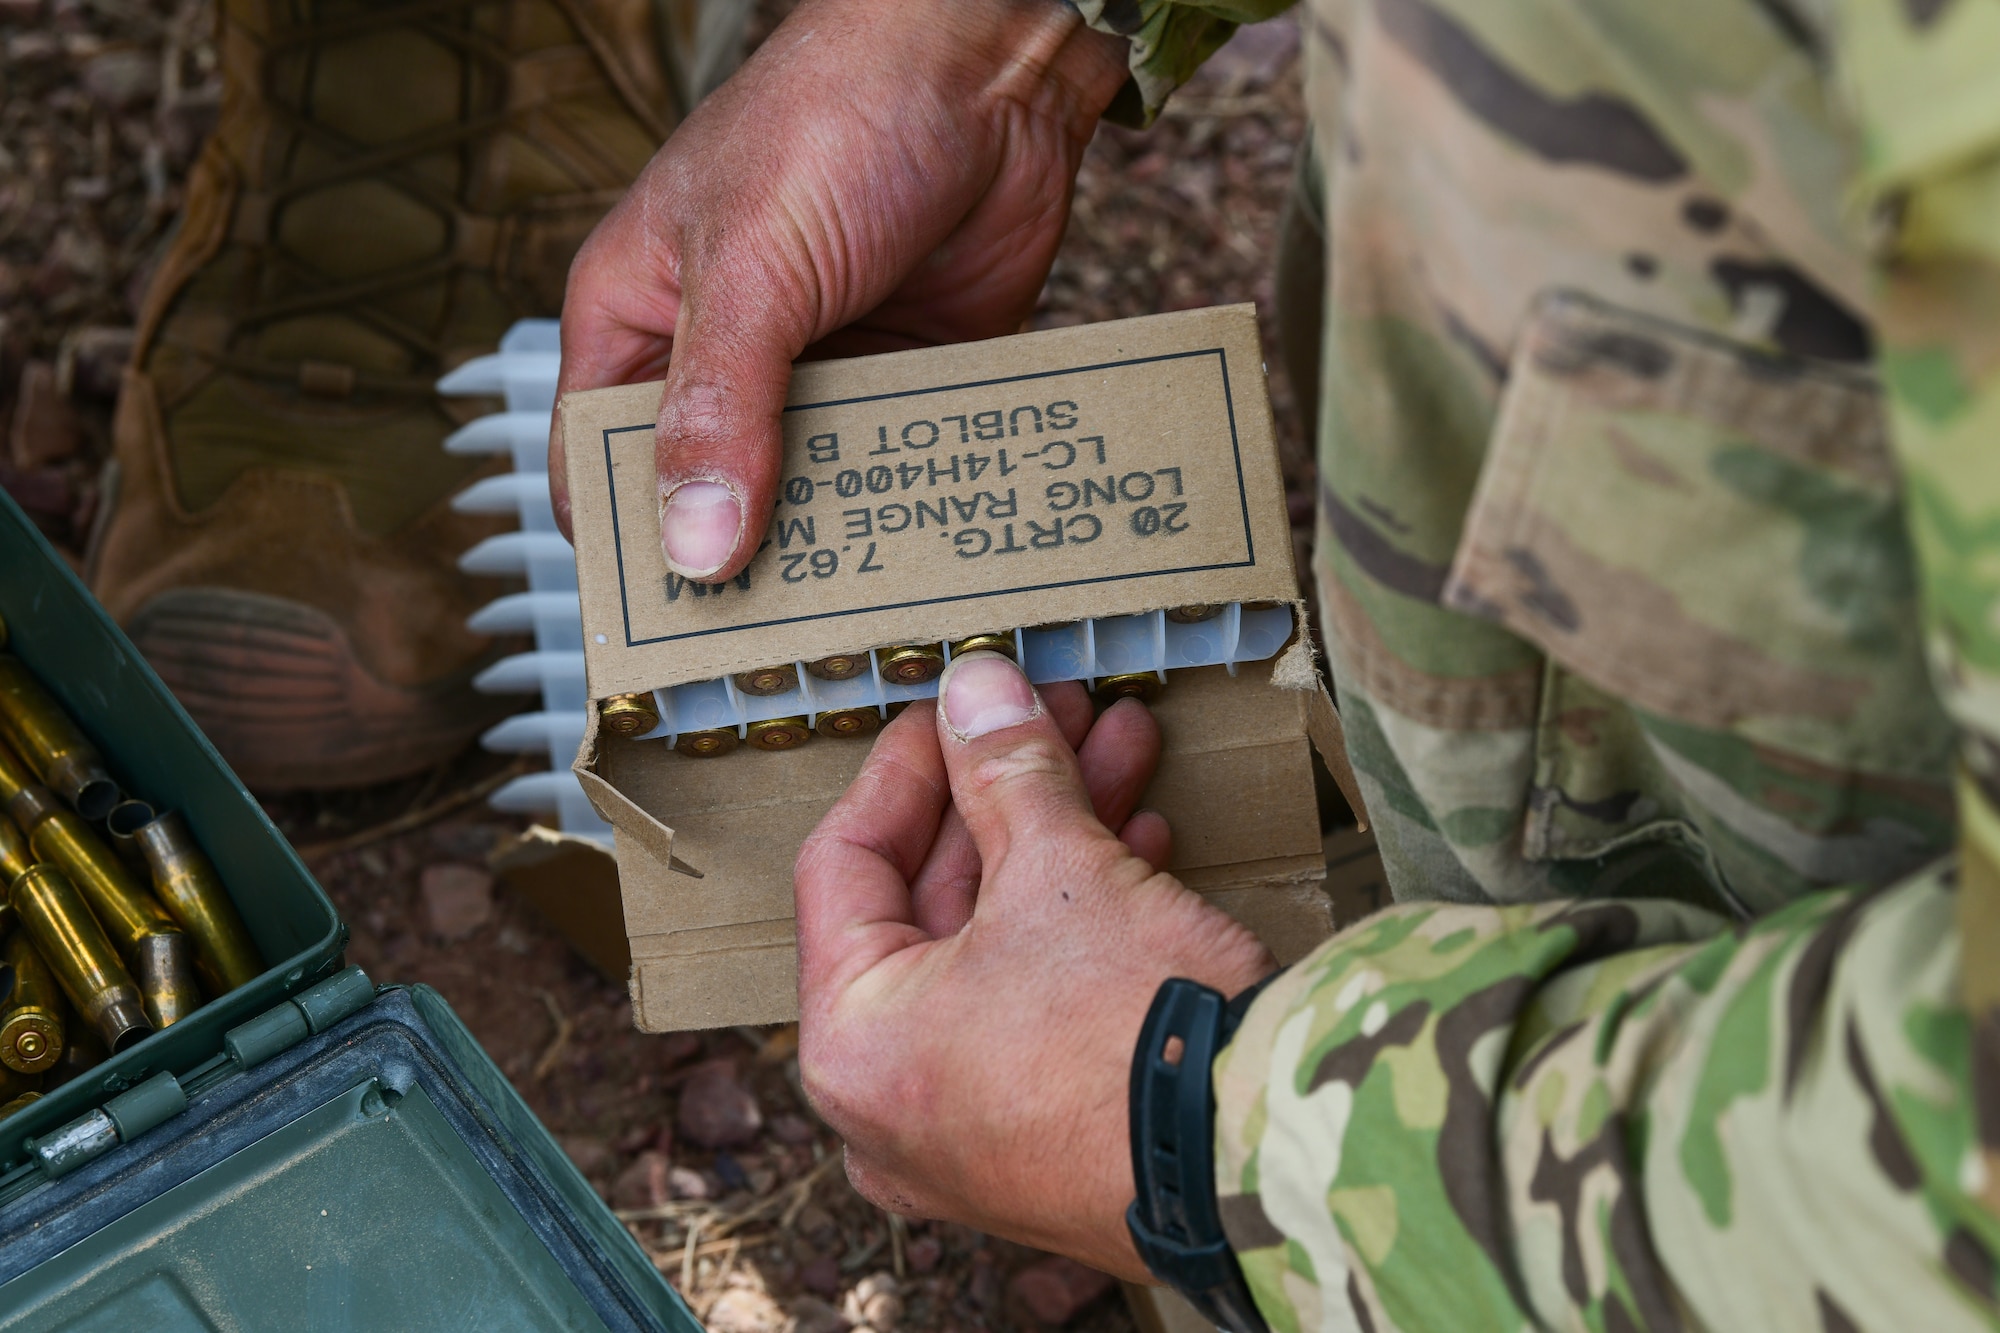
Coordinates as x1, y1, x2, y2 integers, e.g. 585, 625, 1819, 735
843, 1272, 902, 1332
558, 1133, 612, 1179
786, 1295, 850, 1333
799, 1254, 841, 1297
667, 1165, 710, 1200
1010, 1257, 1114, 1325
4, 31, 59, 62
705, 1288, 788, 1333
795, 1203, 837, 1240
905, 1236, 941, 1274
609, 1150, 671, 1212
676, 1059, 762, 1149
419, 863, 493, 940
615, 1123, 666, 1155
769, 1112, 816, 1146
9, 361, 78, 470
80, 46, 160, 110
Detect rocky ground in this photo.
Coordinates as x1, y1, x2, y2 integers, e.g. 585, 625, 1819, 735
0, 3, 1323, 1329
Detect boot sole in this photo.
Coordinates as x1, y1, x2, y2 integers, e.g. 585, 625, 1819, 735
127, 587, 512, 791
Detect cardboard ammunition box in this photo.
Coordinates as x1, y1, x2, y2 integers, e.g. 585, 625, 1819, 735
0, 493, 698, 1330
565, 306, 1360, 1032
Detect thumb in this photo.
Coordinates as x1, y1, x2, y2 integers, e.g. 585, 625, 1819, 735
653, 261, 813, 580
933, 652, 1110, 877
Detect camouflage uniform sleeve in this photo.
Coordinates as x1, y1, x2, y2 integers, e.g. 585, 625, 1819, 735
1069, 1, 1297, 124
1210, 6, 2000, 1330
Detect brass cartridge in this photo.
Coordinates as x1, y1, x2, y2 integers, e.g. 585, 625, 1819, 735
0, 812, 30, 885
0, 1090, 41, 1120
104, 798, 155, 871
0, 933, 63, 1074
0, 742, 61, 834
599, 693, 660, 738
733, 664, 799, 697
949, 633, 1016, 660
746, 716, 812, 751
1166, 604, 1220, 624
814, 708, 881, 740
130, 931, 203, 1028
133, 810, 263, 994
1094, 672, 1164, 706
674, 728, 739, 759
0, 655, 119, 820
25, 813, 199, 1027
12, 865, 151, 1053
878, 645, 945, 686
29, 809, 181, 953
806, 653, 869, 682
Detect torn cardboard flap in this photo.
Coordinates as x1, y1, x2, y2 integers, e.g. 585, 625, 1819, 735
564, 307, 1352, 1032
564, 305, 1296, 699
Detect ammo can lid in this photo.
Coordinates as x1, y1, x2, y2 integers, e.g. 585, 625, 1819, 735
0, 985, 698, 1332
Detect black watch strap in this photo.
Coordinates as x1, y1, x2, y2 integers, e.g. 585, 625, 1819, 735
1127, 975, 1275, 1333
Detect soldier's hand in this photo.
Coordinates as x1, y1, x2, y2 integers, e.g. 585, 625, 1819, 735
550, 0, 1130, 576
793, 653, 1275, 1276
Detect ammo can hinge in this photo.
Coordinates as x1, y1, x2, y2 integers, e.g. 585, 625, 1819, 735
0, 966, 376, 1207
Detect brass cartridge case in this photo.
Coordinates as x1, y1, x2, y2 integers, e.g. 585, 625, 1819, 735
746, 716, 812, 751
733, 664, 799, 697
949, 633, 1016, 660
24, 813, 199, 1027
878, 645, 945, 686
29, 809, 180, 953
133, 810, 263, 994
1166, 604, 1220, 624
0, 654, 119, 820
806, 653, 869, 682
599, 693, 660, 738
814, 707, 881, 740
1, 933, 63, 1074
130, 931, 203, 1028
1094, 672, 1164, 706
0, 742, 61, 834
0, 812, 30, 885
12, 865, 151, 1053
674, 728, 739, 759
104, 798, 155, 871
0, 1090, 41, 1120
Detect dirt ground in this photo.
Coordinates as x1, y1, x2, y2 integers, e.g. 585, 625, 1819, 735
0, 4, 1327, 1329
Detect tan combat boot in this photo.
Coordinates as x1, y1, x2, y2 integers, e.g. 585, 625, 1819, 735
91, 0, 738, 789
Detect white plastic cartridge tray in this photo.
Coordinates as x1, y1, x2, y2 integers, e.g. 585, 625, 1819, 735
564, 307, 1354, 1030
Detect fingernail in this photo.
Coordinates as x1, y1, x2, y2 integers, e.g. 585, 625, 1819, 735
661, 481, 741, 577
940, 652, 1039, 741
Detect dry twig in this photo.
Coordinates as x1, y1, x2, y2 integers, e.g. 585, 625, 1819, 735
531, 988, 571, 1082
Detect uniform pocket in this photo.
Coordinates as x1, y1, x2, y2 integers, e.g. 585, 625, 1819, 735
1444, 292, 1954, 911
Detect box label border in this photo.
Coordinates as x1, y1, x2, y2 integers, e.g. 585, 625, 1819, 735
601, 348, 1256, 648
